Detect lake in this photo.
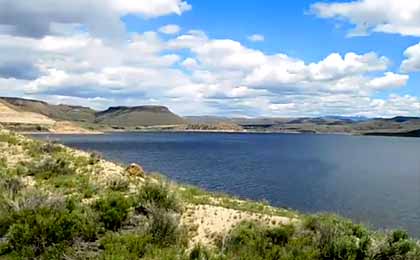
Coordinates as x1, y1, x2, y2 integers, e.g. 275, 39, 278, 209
34, 132, 420, 237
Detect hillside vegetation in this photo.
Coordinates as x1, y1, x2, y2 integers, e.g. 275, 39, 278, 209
0, 130, 419, 259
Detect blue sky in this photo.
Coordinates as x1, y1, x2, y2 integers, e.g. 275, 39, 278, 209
1, 0, 420, 117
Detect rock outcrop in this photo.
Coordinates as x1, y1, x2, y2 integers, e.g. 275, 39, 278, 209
125, 163, 145, 177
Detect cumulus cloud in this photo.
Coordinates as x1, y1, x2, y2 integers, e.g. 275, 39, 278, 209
401, 42, 420, 72
366, 72, 409, 90
159, 24, 181, 34
0, 29, 410, 116
311, 0, 420, 37
0, 0, 191, 39
0, 1, 415, 117
247, 34, 265, 42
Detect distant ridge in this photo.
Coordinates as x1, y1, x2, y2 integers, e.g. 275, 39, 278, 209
2, 96, 420, 135
95, 105, 185, 127
0, 97, 96, 123
0, 99, 55, 125
383, 116, 420, 123
0, 97, 186, 127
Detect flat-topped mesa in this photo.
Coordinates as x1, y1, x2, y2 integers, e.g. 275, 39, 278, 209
98, 105, 172, 115
95, 105, 186, 127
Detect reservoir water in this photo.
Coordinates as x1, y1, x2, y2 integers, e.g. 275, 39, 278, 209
34, 132, 420, 236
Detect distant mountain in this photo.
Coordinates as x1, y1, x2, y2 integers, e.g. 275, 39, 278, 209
2, 96, 420, 135
0, 97, 186, 128
321, 115, 369, 122
383, 116, 420, 123
0, 97, 96, 123
0, 99, 55, 125
95, 106, 185, 127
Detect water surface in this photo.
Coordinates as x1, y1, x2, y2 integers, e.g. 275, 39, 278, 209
34, 132, 420, 236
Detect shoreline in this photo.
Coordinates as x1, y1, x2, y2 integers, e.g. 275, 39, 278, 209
22, 128, 357, 136
23, 128, 420, 138
1, 130, 419, 258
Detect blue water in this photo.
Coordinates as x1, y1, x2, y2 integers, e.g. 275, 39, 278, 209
34, 132, 420, 236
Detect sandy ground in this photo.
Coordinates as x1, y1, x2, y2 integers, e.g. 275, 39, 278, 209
49, 121, 103, 134
182, 204, 294, 247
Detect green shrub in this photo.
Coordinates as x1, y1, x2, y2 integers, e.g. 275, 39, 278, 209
265, 225, 295, 246
0, 132, 19, 145
99, 231, 152, 259
373, 230, 418, 260
141, 246, 188, 260
40, 142, 64, 154
22, 140, 64, 159
146, 206, 185, 247
135, 181, 180, 212
0, 196, 98, 258
94, 192, 131, 231
189, 244, 212, 260
223, 221, 283, 259
47, 174, 97, 198
27, 156, 75, 179
0, 175, 23, 197
107, 176, 130, 192
303, 214, 370, 260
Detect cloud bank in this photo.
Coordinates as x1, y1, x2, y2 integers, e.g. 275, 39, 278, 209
0, 0, 417, 117
311, 0, 420, 37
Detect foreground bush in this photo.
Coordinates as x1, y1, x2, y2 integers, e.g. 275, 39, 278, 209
218, 215, 420, 260
94, 191, 132, 231
26, 156, 75, 179
0, 194, 98, 258
134, 180, 180, 213
303, 214, 371, 260
373, 230, 420, 260
99, 232, 153, 259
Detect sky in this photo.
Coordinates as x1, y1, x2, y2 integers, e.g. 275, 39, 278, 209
1, 0, 420, 117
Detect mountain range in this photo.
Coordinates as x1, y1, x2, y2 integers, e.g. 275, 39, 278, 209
1, 96, 420, 136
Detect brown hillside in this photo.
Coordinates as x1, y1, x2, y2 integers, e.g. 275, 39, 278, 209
0, 101, 55, 125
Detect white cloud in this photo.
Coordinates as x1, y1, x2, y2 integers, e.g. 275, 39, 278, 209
401, 42, 420, 72
159, 24, 181, 34
311, 0, 420, 37
181, 58, 199, 69
247, 34, 265, 42
168, 30, 208, 49
0, 0, 191, 39
0, 1, 414, 117
367, 72, 409, 90
112, 0, 191, 17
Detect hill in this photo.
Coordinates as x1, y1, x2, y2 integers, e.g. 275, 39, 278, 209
0, 100, 55, 126
0, 97, 186, 129
94, 105, 186, 127
2, 96, 420, 135
0, 97, 96, 123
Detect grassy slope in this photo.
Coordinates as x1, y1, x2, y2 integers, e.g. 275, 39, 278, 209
0, 130, 419, 259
